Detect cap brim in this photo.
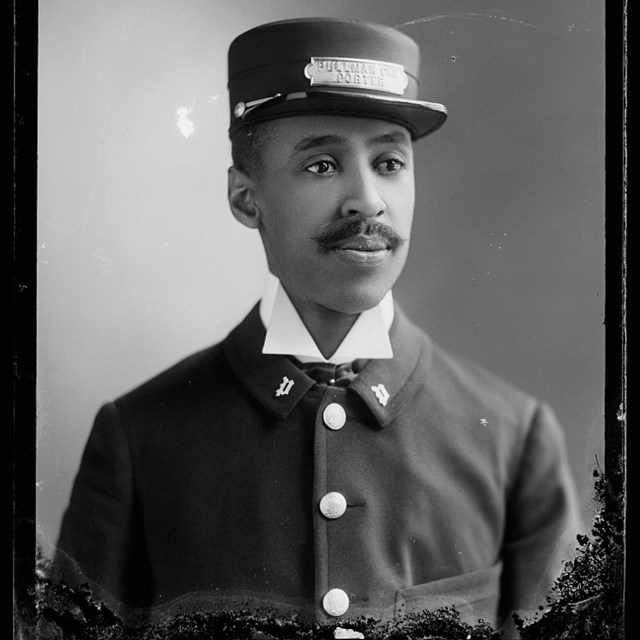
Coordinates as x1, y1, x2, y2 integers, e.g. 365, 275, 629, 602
231, 90, 447, 141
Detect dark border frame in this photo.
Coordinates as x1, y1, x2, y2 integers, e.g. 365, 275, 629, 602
13, 0, 38, 625
13, 0, 627, 636
603, 0, 628, 630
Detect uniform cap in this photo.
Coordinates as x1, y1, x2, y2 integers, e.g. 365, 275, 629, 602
227, 17, 447, 140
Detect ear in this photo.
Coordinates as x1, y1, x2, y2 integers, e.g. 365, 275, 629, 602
228, 166, 261, 229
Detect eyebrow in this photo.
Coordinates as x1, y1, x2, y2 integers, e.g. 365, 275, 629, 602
292, 130, 411, 154
368, 131, 412, 146
293, 135, 345, 153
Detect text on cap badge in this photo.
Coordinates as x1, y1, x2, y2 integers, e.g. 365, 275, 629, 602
304, 56, 408, 95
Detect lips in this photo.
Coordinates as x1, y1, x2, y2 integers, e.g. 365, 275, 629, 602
314, 220, 404, 254
332, 234, 390, 252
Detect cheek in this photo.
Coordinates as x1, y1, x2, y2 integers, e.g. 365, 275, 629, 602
257, 199, 319, 269
386, 183, 415, 231
402, 175, 416, 208
258, 182, 331, 240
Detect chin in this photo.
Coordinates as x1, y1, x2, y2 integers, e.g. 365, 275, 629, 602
322, 280, 393, 315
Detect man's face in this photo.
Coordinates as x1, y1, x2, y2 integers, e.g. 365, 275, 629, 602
240, 115, 415, 315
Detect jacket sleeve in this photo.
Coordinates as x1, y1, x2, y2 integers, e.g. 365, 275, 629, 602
498, 401, 583, 627
52, 402, 154, 610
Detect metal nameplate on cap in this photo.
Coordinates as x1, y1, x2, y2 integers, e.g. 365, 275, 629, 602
304, 56, 408, 95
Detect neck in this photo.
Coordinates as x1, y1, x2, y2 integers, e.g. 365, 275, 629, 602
287, 295, 359, 360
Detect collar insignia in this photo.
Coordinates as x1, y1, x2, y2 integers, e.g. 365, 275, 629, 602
275, 376, 295, 397
371, 383, 390, 407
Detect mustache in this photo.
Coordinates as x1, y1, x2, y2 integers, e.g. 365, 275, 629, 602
313, 219, 405, 251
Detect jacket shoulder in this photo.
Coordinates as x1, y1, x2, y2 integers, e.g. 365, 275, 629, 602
436, 344, 533, 408
404, 317, 542, 427
126, 341, 226, 397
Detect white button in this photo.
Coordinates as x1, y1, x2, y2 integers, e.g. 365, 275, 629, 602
323, 588, 350, 616
323, 403, 346, 430
319, 492, 347, 519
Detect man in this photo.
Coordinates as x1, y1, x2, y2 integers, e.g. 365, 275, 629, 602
53, 17, 581, 634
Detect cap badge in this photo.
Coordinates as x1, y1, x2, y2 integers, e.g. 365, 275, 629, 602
304, 56, 408, 96
371, 383, 390, 407
275, 376, 295, 397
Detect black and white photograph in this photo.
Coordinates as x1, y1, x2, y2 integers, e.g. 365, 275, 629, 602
17, 0, 624, 638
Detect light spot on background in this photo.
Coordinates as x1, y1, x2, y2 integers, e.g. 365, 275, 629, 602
177, 106, 195, 138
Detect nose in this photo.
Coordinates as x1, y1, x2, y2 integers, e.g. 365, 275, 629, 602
339, 165, 386, 219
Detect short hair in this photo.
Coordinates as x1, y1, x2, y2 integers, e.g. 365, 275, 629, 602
229, 121, 274, 177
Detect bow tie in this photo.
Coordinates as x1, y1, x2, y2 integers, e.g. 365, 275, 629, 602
296, 359, 369, 387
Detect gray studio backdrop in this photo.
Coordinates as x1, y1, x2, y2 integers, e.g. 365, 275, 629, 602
37, 0, 605, 556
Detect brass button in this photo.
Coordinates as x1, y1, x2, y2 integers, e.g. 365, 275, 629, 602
323, 403, 346, 430
323, 588, 350, 616
319, 492, 347, 519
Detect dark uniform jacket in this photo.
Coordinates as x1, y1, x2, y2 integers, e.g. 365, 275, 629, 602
54, 303, 580, 629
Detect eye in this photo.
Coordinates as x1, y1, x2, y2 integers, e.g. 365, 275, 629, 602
305, 159, 338, 175
376, 157, 406, 174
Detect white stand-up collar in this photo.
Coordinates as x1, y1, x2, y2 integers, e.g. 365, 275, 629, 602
259, 273, 394, 364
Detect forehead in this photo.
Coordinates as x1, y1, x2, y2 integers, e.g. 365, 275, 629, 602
260, 115, 413, 155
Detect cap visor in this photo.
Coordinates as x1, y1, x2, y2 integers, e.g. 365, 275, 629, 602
233, 90, 447, 140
